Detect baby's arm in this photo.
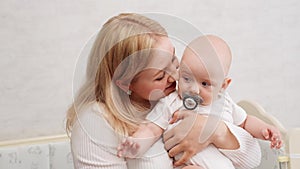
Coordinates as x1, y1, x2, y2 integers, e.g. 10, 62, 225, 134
239, 115, 282, 149
117, 122, 163, 158
118, 91, 178, 158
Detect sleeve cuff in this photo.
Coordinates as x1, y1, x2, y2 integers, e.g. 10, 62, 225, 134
219, 121, 261, 169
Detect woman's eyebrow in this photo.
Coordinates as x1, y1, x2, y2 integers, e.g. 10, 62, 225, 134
153, 70, 164, 77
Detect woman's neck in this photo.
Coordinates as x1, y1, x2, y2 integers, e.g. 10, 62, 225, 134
129, 95, 153, 109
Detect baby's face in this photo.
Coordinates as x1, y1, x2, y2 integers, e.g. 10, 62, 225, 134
178, 50, 221, 106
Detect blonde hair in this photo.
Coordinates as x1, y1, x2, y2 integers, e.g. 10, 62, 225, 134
66, 13, 168, 136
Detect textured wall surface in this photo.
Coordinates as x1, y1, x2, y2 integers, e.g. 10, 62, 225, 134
0, 0, 299, 141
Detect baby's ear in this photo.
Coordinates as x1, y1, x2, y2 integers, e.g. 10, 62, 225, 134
221, 77, 232, 92
115, 79, 130, 92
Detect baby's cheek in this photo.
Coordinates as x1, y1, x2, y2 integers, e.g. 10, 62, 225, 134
178, 80, 190, 92
202, 92, 213, 105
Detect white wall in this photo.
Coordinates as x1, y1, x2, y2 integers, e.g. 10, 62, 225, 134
0, 0, 299, 141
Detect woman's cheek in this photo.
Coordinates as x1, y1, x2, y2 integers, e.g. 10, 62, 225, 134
147, 90, 161, 101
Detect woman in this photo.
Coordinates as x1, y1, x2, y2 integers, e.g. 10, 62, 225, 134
66, 13, 260, 169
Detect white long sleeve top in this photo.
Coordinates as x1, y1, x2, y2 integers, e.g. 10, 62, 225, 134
70, 101, 261, 169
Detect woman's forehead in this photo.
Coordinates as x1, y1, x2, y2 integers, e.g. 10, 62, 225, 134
134, 68, 161, 80
153, 36, 174, 52
147, 49, 174, 69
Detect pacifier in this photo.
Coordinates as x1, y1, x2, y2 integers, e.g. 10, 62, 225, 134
182, 93, 203, 110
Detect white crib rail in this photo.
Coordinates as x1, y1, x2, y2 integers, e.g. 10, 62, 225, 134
0, 134, 74, 169
286, 128, 300, 169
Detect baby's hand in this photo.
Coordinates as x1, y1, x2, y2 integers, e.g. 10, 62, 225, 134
117, 137, 140, 158
169, 110, 183, 124
262, 127, 282, 149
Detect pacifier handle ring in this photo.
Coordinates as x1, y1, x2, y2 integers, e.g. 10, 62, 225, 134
183, 96, 198, 110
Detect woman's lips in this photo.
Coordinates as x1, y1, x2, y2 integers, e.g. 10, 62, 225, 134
165, 82, 176, 92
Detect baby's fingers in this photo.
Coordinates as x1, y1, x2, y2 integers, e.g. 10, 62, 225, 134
122, 138, 133, 146
262, 129, 270, 140
169, 111, 181, 124
117, 143, 125, 157
276, 140, 283, 149
133, 142, 140, 149
117, 150, 123, 157
270, 135, 282, 149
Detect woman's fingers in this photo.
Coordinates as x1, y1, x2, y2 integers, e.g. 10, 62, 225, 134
168, 144, 182, 158
168, 144, 196, 167
164, 129, 189, 151
163, 128, 174, 145
174, 152, 190, 167
164, 111, 196, 150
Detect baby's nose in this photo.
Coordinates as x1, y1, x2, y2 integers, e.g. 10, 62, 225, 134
190, 83, 200, 94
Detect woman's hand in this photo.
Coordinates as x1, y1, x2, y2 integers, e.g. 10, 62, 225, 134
163, 110, 211, 166
163, 110, 239, 167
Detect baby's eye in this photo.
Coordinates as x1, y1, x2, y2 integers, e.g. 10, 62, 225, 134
201, 81, 211, 87
183, 76, 192, 83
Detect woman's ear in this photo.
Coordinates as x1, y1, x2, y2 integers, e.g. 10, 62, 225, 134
115, 79, 130, 92
220, 77, 232, 92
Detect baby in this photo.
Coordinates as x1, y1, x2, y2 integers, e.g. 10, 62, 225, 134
118, 35, 282, 169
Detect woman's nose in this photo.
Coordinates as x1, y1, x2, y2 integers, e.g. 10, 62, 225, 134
167, 74, 177, 83
170, 70, 179, 81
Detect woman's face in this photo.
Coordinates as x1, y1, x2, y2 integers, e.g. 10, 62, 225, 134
129, 37, 179, 107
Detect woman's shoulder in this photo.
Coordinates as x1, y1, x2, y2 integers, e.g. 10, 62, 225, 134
75, 102, 107, 124
71, 102, 120, 146
70, 102, 128, 167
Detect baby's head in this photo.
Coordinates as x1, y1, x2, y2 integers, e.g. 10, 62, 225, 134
178, 35, 232, 106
